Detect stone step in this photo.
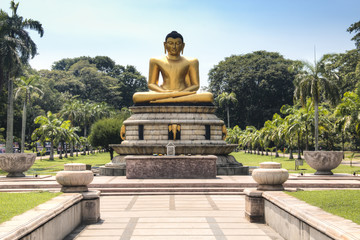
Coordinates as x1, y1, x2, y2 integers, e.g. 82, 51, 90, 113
100, 191, 245, 196
0, 182, 255, 189
90, 183, 254, 188
0, 188, 245, 195
94, 187, 244, 193
0, 188, 59, 192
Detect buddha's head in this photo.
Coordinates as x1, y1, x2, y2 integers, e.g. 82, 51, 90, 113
164, 31, 185, 56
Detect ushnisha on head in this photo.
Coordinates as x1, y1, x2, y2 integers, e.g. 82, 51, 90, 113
164, 31, 185, 55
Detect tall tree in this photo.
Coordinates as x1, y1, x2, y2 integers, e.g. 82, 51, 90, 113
0, 0, 43, 153
216, 92, 237, 128
348, 20, 360, 49
322, 51, 360, 96
294, 57, 339, 150
14, 75, 43, 152
208, 51, 299, 128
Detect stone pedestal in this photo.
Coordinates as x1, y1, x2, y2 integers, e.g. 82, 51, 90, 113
56, 163, 94, 193
99, 155, 126, 176
252, 162, 289, 191
244, 189, 264, 223
104, 104, 248, 177
125, 155, 217, 179
81, 191, 101, 224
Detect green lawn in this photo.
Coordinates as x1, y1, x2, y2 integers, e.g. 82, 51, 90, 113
0, 152, 111, 176
286, 190, 360, 225
231, 151, 360, 174
0, 192, 62, 223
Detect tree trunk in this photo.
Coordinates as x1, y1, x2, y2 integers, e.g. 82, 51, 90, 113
64, 142, 68, 158
342, 133, 345, 159
305, 127, 309, 151
314, 98, 319, 151
20, 99, 27, 153
84, 125, 88, 155
275, 147, 279, 158
59, 141, 63, 159
5, 77, 14, 153
50, 140, 54, 160
109, 148, 114, 160
289, 148, 294, 159
297, 132, 302, 159
226, 106, 230, 128
70, 142, 74, 157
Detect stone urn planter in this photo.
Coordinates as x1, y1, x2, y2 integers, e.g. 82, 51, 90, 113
56, 163, 94, 193
304, 151, 343, 175
252, 162, 289, 191
0, 153, 36, 177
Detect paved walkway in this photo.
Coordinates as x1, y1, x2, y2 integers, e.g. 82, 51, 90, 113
65, 195, 283, 240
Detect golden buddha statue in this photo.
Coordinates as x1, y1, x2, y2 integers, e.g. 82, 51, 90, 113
133, 31, 213, 104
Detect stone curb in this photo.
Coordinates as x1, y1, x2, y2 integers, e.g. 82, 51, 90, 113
263, 191, 360, 239
0, 193, 82, 240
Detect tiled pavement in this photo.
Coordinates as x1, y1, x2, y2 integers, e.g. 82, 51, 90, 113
65, 195, 284, 240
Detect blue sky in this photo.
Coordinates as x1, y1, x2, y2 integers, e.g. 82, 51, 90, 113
1, 0, 359, 87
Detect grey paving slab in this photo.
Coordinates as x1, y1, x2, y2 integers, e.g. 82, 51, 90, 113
65, 195, 283, 240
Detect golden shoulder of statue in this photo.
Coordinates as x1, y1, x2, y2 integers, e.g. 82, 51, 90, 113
133, 31, 213, 104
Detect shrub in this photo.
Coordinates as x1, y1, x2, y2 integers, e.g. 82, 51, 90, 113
88, 118, 123, 159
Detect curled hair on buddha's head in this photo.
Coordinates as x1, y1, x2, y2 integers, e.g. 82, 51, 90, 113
165, 31, 183, 42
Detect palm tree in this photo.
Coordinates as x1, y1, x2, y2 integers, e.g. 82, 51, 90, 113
55, 120, 79, 159
268, 113, 284, 157
59, 99, 82, 157
0, 1, 44, 153
78, 101, 113, 154
334, 91, 360, 153
240, 126, 257, 154
294, 57, 339, 150
216, 92, 237, 128
32, 112, 63, 160
14, 75, 43, 153
66, 125, 80, 157
284, 110, 305, 160
226, 125, 242, 144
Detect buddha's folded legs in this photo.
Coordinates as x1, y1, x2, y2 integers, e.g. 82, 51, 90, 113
150, 92, 214, 103
133, 91, 196, 103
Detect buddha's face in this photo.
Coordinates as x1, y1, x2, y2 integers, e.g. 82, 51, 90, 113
164, 37, 184, 56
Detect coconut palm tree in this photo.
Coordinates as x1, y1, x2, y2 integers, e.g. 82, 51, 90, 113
59, 99, 82, 156
32, 112, 63, 160
294, 57, 339, 150
216, 92, 237, 128
0, 1, 43, 153
55, 120, 80, 159
240, 126, 257, 154
268, 113, 284, 157
226, 125, 242, 144
66, 125, 80, 157
334, 91, 360, 153
14, 75, 43, 152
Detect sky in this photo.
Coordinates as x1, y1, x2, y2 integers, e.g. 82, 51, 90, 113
1, 0, 359, 88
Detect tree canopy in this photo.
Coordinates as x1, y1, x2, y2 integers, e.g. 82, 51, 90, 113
208, 51, 300, 128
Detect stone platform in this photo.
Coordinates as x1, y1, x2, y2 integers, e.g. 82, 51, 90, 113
104, 104, 248, 177
125, 155, 217, 179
